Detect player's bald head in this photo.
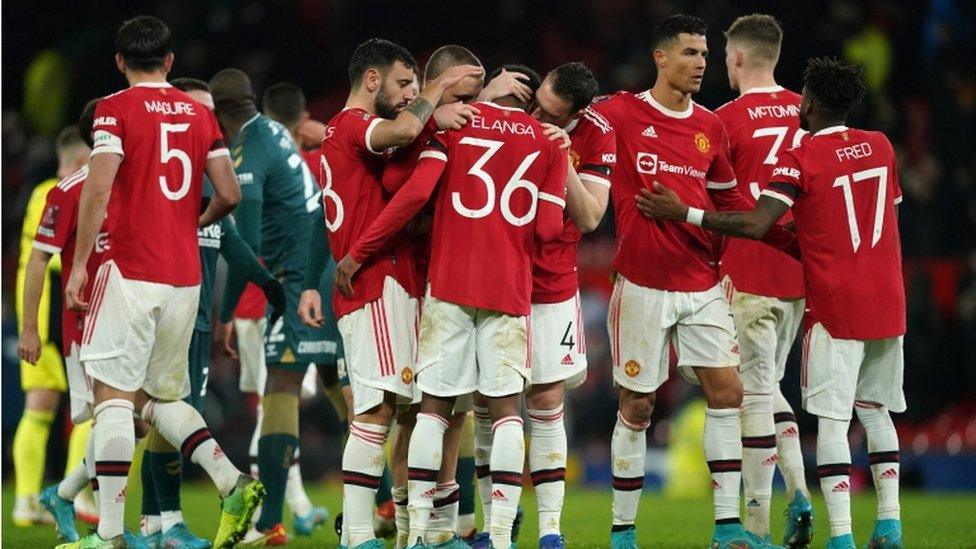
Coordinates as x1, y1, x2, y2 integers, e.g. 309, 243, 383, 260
209, 68, 257, 113
424, 45, 482, 84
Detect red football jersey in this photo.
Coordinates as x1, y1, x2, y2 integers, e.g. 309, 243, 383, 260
31, 166, 109, 353
532, 108, 616, 303
91, 82, 227, 286
381, 119, 441, 298
761, 126, 905, 339
425, 102, 568, 315
716, 86, 806, 298
591, 91, 737, 291
319, 107, 399, 318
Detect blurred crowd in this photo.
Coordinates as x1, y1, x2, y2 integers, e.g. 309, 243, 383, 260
4, 0, 975, 481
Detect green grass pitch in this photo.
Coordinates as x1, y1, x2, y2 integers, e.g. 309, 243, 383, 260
3, 482, 975, 548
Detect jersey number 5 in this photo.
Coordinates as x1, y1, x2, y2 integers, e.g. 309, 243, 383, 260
832, 166, 889, 252
159, 123, 192, 201
453, 137, 541, 226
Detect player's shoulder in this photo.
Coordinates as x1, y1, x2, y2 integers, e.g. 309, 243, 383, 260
688, 101, 728, 136
578, 107, 614, 135
54, 166, 89, 197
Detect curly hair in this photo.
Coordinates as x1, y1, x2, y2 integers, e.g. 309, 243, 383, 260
803, 57, 867, 117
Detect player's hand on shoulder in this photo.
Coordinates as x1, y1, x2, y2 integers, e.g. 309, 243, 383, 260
434, 102, 479, 131
334, 254, 362, 299
298, 289, 324, 328
635, 181, 687, 221
261, 279, 287, 326
216, 321, 238, 360
478, 68, 533, 103
541, 123, 571, 150
17, 329, 41, 365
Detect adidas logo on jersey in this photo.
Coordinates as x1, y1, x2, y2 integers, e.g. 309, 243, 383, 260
491, 489, 508, 502
561, 354, 575, 365
780, 426, 799, 438
832, 480, 850, 493
880, 467, 898, 480
642, 125, 657, 137
762, 454, 779, 466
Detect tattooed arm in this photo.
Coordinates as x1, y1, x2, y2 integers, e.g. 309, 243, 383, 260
635, 182, 789, 239
368, 64, 484, 152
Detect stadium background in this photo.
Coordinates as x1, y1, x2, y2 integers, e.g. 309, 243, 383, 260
2, 0, 975, 543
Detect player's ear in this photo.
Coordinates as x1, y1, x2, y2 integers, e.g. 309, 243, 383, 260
162, 52, 175, 74
363, 68, 381, 93
735, 49, 744, 68
115, 53, 126, 75
653, 48, 667, 69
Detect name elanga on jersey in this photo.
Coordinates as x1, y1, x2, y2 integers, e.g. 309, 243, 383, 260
747, 104, 800, 120
144, 100, 197, 116
469, 115, 536, 138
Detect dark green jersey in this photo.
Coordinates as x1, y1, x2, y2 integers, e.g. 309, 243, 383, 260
231, 113, 319, 268
198, 179, 274, 331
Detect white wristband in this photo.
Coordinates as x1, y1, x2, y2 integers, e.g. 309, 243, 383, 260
686, 207, 704, 226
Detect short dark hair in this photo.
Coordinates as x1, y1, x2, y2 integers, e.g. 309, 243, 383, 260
348, 38, 417, 88
171, 77, 210, 93
724, 14, 784, 64
77, 100, 99, 149
263, 82, 306, 129
803, 57, 867, 118
488, 63, 542, 97
548, 62, 599, 114
424, 45, 481, 83
652, 14, 707, 50
116, 16, 172, 72
55, 125, 85, 156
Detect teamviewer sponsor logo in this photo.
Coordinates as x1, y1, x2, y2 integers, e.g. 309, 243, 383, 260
636, 152, 658, 174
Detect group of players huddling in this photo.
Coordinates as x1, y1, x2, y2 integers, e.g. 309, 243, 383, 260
13, 10, 907, 549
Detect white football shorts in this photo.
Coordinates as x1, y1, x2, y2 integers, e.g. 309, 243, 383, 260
337, 276, 419, 415
65, 342, 93, 423
722, 276, 804, 395
416, 290, 530, 399
81, 260, 197, 400
801, 321, 906, 421
607, 274, 740, 393
235, 317, 268, 394
530, 293, 587, 388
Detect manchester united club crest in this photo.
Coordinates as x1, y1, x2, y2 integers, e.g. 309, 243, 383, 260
401, 366, 413, 385
569, 149, 581, 170
694, 132, 710, 154
624, 360, 641, 378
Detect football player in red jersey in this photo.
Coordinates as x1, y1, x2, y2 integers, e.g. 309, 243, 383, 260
333, 65, 567, 549
589, 14, 797, 549
314, 38, 481, 549
61, 16, 260, 549
516, 61, 615, 548
638, 57, 906, 549
715, 14, 812, 546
